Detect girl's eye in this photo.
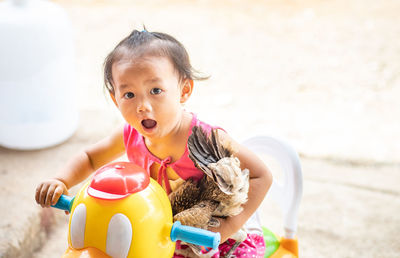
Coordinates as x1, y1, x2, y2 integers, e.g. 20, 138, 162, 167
150, 88, 162, 95
123, 92, 135, 99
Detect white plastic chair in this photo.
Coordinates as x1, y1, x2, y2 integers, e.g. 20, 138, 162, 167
243, 136, 303, 240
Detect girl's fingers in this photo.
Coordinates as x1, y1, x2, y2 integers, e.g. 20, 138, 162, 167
45, 185, 56, 207
51, 186, 64, 206
36, 180, 69, 208
39, 183, 50, 206
35, 184, 43, 204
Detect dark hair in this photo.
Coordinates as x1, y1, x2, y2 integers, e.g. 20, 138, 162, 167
104, 29, 208, 94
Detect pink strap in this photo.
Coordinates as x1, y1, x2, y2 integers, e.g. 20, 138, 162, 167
157, 156, 172, 194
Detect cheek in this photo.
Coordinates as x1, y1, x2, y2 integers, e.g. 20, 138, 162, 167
120, 104, 137, 118
154, 100, 180, 121
155, 95, 178, 109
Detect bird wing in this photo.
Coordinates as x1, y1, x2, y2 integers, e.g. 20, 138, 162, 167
188, 126, 234, 181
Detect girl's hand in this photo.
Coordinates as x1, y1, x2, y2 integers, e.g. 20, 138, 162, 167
35, 179, 68, 208
208, 217, 238, 243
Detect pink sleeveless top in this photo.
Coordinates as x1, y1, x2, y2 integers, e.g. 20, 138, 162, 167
123, 113, 222, 194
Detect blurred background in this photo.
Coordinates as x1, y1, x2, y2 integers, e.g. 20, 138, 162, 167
56, 0, 400, 164
0, 0, 399, 257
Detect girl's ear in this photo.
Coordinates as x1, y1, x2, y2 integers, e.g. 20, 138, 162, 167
109, 92, 119, 107
180, 79, 193, 103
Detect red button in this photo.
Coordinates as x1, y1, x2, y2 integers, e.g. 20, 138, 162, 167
88, 162, 150, 200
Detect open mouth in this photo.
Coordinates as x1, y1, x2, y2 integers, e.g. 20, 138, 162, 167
141, 119, 157, 130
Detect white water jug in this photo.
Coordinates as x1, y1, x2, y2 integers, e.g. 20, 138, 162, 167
0, 0, 78, 150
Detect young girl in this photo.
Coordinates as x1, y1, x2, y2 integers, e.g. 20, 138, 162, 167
35, 29, 272, 257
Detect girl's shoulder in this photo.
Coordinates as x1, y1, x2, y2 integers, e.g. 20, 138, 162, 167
193, 114, 239, 154
192, 113, 225, 134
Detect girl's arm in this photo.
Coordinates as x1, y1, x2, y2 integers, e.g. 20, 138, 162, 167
35, 125, 126, 207
209, 130, 273, 243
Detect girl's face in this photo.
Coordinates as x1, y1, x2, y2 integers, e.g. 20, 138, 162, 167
111, 55, 192, 141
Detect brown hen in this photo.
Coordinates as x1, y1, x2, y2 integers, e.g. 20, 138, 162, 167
169, 126, 249, 257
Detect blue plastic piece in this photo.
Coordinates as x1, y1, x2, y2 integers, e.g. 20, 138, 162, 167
170, 221, 220, 249
51, 194, 74, 212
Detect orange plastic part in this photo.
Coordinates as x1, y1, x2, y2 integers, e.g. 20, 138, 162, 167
270, 237, 298, 258
280, 237, 298, 256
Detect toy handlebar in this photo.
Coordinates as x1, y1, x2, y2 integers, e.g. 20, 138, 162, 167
51, 195, 220, 249
51, 194, 74, 212
171, 221, 220, 249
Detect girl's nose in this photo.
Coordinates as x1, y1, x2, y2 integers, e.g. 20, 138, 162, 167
137, 99, 152, 113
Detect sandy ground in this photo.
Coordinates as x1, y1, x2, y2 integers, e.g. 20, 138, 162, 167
1, 0, 400, 257
22, 112, 399, 257
9, 111, 396, 258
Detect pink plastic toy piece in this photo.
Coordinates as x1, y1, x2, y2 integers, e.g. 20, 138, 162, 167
88, 162, 150, 200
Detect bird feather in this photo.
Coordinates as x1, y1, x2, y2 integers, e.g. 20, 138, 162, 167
170, 125, 250, 257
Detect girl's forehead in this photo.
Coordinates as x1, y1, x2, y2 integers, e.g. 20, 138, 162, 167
113, 55, 173, 73
112, 55, 180, 80
111, 55, 180, 86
